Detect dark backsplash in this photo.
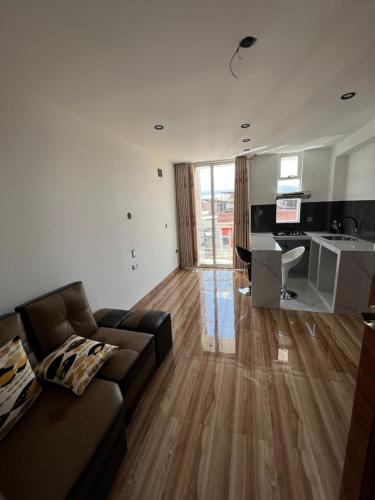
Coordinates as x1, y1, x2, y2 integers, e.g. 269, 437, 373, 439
251, 200, 375, 242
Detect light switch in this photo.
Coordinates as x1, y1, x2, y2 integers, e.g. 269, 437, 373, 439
131, 249, 136, 258
132, 264, 138, 271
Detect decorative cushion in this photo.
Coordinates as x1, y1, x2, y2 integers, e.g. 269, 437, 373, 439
0, 336, 41, 441
35, 335, 118, 396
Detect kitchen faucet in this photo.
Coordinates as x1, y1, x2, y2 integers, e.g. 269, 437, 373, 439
343, 216, 359, 235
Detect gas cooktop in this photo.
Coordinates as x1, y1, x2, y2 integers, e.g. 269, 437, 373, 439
272, 230, 307, 237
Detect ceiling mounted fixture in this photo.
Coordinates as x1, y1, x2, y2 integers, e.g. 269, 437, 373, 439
154, 124, 164, 130
243, 138, 250, 142
241, 123, 250, 128
229, 35, 257, 79
340, 91, 356, 100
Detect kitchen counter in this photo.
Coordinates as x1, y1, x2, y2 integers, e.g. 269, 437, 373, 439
307, 232, 375, 253
250, 231, 375, 314
251, 232, 282, 251
250, 233, 281, 308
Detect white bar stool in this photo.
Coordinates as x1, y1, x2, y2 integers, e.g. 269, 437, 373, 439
281, 246, 305, 300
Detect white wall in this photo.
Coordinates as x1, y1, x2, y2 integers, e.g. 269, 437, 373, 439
329, 119, 375, 202
301, 149, 332, 202
0, 80, 178, 315
330, 156, 349, 201
250, 154, 277, 205
342, 141, 375, 200
250, 148, 332, 204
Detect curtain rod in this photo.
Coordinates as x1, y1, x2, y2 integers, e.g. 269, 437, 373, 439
192, 155, 254, 166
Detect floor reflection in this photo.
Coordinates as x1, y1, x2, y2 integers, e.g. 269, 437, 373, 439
199, 270, 236, 354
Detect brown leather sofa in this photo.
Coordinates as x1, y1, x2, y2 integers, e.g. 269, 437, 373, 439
0, 313, 127, 500
15, 282, 157, 422
94, 307, 173, 366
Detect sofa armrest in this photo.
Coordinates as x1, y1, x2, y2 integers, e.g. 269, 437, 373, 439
94, 308, 133, 328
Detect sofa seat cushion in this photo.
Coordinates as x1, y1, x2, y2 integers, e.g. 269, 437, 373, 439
0, 379, 123, 500
90, 328, 156, 420
91, 327, 154, 381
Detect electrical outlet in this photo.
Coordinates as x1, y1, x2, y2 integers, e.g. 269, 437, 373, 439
131, 264, 138, 271
165, 223, 168, 228
131, 249, 136, 258
126, 212, 132, 220
306, 216, 313, 222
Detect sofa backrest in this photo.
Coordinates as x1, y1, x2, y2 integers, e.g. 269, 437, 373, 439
15, 282, 98, 359
0, 313, 38, 367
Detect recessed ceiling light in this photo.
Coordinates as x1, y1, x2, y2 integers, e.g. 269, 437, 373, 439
243, 138, 250, 142
340, 92, 356, 100
154, 124, 164, 130
241, 123, 250, 128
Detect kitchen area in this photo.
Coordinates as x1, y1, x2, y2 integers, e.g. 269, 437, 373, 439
251, 229, 375, 315
249, 137, 375, 315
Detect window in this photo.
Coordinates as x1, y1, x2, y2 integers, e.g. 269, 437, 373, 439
195, 162, 235, 266
276, 155, 302, 223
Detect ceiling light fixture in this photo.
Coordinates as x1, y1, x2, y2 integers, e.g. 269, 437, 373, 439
243, 138, 250, 142
229, 35, 258, 79
154, 124, 164, 130
340, 92, 356, 100
241, 123, 250, 128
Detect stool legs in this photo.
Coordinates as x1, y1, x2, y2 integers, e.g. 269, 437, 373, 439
239, 264, 252, 296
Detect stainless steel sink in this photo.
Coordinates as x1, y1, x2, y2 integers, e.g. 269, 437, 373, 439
322, 235, 357, 241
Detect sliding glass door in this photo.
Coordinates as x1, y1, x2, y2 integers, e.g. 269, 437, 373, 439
196, 162, 235, 267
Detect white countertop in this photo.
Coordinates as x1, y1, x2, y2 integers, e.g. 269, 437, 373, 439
251, 231, 375, 254
307, 232, 375, 254
251, 233, 282, 251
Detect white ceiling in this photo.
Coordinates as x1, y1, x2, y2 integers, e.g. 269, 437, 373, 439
1, 0, 375, 163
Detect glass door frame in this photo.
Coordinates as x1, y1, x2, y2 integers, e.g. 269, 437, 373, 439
194, 160, 235, 269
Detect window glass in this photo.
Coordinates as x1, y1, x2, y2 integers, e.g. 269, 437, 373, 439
276, 154, 301, 223
280, 155, 299, 178
276, 198, 301, 223
277, 178, 300, 194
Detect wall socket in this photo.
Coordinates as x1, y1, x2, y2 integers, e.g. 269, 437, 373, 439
131, 264, 138, 271
306, 216, 314, 222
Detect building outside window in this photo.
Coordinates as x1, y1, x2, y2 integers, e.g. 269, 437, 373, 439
276, 154, 302, 223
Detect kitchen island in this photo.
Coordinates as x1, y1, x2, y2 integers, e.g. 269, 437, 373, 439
250, 231, 375, 314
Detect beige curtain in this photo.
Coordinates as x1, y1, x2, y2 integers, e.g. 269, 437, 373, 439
233, 155, 250, 269
175, 163, 198, 267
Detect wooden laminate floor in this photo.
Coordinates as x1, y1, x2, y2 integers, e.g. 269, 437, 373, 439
109, 268, 364, 500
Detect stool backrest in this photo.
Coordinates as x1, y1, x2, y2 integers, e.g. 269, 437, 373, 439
236, 245, 252, 264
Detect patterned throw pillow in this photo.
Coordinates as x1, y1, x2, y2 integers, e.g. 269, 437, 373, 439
35, 335, 118, 395
0, 336, 41, 441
